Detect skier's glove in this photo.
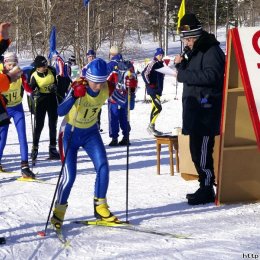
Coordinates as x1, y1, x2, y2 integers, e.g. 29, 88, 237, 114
71, 78, 87, 98
48, 84, 57, 93
32, 89, 40, 99
125, 76, 137, 92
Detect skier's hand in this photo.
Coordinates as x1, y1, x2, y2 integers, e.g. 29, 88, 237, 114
174, 54, 183, 65
149, 84, 156, 88
125, 76, 137, 90
6, 66, 23, 82
32, 89, 40, 99
0, 22, 11, 39
48, 84, 57, 93
71, 79, 87, 98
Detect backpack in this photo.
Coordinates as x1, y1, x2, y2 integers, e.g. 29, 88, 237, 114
111, 60, 137, 110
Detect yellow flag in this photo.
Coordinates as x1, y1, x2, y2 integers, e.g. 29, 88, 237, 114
177, 0, 185, 33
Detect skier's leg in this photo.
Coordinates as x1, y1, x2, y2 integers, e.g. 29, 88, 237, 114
82, 125, 118, 222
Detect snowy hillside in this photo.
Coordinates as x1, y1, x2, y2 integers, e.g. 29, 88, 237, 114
1, 28, 260, 259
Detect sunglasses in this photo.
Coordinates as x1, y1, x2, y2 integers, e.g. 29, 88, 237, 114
179, 24, 201, 31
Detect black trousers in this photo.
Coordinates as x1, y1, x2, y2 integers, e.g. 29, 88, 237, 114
33, 94, 58, 147
189, 134, 215, 187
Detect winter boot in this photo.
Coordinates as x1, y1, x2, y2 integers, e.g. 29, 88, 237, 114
187, 186, 215, 205
108, 138, 118, 146
21, 162, 36, 179
186, 191, 196, 200
49, 145, 60, 160
0, 164, 6, 172
118, 137, 131, 146
31, 146, 38, 161
51, 202, 68, 229
94, 198, 118, 222
147, 123, 163, 136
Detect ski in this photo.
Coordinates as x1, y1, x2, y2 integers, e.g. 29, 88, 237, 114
73, 220, 190, 239
0, 237, 6, 244
16, 177, 55, 185
0, 171, 18, 174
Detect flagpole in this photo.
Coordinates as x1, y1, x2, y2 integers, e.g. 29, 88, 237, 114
87, 2, 90, 51
164, 0, 168, 55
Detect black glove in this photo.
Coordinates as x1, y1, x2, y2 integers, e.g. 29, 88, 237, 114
32, 89, 41, 100
48, 84, 57, 93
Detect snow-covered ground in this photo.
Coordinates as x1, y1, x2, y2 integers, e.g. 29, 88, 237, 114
1, 74, 260, 260
1, 28, 260, 259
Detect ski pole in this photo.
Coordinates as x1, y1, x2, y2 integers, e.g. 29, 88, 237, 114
125, 70, 135, 223
38, 97, 82, 237
31, 94, 38, 168
174, 78, 178, 100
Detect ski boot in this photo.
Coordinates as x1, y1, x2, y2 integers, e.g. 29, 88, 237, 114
31, 146, 38, 161
147, 123, 163, 136
21, 161, 36, 179
108, 138, 118, 147
49, 145, 60, 160
94, 198, 118, 222
51, 202, 68, 229
187, 186, 215, 205
118, 137, 131, 146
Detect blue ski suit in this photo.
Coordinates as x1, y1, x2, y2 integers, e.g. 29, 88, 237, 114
56, 83, 114, 204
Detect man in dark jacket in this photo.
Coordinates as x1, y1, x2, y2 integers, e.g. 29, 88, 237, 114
142, 48, 165, 135
174, 13, 225, 205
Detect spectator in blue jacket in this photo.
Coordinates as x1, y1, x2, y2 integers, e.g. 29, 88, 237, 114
107, 46, 123, 75
107, 46, 129, 146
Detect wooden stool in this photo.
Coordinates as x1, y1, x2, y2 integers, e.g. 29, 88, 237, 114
155, 135, 179, 176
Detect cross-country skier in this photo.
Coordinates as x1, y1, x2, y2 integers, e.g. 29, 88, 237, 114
50, 58, 137, 228
141, 48, 165, 135
81, 49, 104, 132
0, 22, 25, 245
0, 52, 35, 178
29, 55, 60, 161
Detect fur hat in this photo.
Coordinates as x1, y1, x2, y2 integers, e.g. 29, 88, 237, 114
109, 46, 119, 55
154, 48, 164, 57
179, 13, 202, 38
85, 58, 108, 83
86, 49, 96, 57
4, 52, 18, 64
33, 55, 48, 68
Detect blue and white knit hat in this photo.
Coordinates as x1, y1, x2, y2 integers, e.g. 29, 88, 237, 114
85, 58, 108, 83
86, 49, 96, 57
154, 48, 164, 57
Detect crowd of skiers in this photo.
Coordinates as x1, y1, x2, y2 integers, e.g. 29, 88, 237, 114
0, 12, 225, 233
